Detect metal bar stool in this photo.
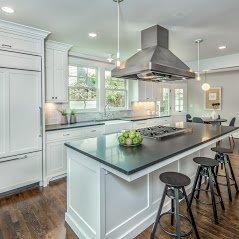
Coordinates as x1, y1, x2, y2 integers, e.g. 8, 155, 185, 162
211, 146, 239, 201
189, 157, 225, 224
151, 172, 200, 239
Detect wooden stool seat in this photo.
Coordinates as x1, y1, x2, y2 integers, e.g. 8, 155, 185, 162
193, 157, 219, 167
160, 172, 191, 187
211, 147, 233, 154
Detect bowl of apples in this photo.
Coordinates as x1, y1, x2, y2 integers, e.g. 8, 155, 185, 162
118, 129, 143, 147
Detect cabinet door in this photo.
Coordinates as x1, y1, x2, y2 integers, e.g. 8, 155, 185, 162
0, 70, 8, 158
138, 80, 146, 101
0, 151, 42, 193
145, 81, 153, 100
8, 69, 42, 156
45, 48, 54, 101
46, 141, 66, 178
53, 50, 68, 102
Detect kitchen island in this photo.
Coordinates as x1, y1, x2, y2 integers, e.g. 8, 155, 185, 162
64, 123, 238, 239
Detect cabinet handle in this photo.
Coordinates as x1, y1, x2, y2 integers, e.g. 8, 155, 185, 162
52, 96, 54, 99
55, 97, 58, 99
1, 155, 27, 163
1, 44, 12, 48
91, 129, 96, 132
63, 133, 70, 136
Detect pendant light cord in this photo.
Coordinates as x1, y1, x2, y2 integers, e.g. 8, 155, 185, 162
197, 42, 200, 77
117, 0, 120, 60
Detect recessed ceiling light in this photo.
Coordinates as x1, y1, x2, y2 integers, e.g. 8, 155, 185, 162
1, 6, 14, 14
218, 45, 226, 50
88, 32, 97, 38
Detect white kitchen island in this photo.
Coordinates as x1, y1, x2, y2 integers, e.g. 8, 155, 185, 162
64, 123, 238, 239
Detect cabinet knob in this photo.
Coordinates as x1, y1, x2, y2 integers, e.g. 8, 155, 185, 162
2, 44, 12, 48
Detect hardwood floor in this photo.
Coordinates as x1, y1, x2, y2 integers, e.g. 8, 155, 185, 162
0, 140, 239, 239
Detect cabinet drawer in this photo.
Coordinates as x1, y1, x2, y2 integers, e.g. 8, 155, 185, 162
0, 151, 42, 193
0, 32, 42, 55
46, 125, 104, 142
0, 50, 41, 71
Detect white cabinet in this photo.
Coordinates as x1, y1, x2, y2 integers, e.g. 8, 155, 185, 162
0, 151, 42, 193
129, 80, 161, 102
0, 68, 42, 158
46, 125, 104, 182
45, 41, 72, 103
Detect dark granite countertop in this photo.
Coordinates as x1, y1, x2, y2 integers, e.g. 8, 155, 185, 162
45, 121, 105, 132
120, 115, 171, 121
65, 123, 238, 175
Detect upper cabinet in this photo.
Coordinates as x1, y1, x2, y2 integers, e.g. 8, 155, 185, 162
45, 41, 72, 103
129, 80, 162, 102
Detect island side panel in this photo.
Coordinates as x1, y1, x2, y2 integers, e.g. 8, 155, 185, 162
103, 161, 178, 239
65, 148, 105, 239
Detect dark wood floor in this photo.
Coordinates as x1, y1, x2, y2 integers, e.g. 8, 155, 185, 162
0, 139, 239, 239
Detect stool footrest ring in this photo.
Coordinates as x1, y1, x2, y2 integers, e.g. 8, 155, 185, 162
158, 212, 193, 238
194, 188, 222, 205
216, 174, 236, 186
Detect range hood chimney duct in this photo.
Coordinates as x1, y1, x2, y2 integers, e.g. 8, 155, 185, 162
141, 25, 168, 49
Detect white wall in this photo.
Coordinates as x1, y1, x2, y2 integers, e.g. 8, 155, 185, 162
187, 70, 239, 126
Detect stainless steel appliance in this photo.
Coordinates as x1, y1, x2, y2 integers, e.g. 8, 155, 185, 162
137, 125, 188, 139
112, 25, 195, 81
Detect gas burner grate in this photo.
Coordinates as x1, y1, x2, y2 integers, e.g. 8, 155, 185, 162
136, 125, 189, 140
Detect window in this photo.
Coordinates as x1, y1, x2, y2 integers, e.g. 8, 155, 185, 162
69, 65, 97, 110
105, 70, 127, 109
162, 88, 170, 114
175, 88, 184, 112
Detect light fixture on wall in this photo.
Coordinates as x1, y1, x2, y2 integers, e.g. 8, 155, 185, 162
201, 70, 210, 91
195, 39, 203, 81
113, 0, 124, 68
1, 6, 14, 14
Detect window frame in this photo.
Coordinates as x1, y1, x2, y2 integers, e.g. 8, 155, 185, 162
68, 64, 99, 112
104, 70, 128, 110
174, 88, 184, 112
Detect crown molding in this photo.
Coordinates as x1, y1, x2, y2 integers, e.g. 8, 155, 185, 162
46, 40, 72, 51
0, 19, 50, 39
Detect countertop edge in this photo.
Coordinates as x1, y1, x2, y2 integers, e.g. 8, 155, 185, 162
45, 122, 105, 132
64, 127, 239, 176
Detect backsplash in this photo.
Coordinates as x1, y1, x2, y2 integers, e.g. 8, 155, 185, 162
44, 103, 132, 125
131, 101, 156, 117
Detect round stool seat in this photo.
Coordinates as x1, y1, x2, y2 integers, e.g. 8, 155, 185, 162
193, 157, 219, 167
160, 172, 190, 187
211, 147, 233, 154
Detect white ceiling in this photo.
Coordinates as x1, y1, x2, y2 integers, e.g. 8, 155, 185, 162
1, 0, 239, 61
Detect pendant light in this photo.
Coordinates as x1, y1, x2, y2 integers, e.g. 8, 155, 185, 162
202, 71, 210, 91
113, 0, 123, 68
195, 39, 203, 81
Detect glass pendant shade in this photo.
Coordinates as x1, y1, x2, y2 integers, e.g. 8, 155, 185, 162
202, 83, 210, 91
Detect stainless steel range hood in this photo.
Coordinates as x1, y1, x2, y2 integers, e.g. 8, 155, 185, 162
111, 25, 195, 81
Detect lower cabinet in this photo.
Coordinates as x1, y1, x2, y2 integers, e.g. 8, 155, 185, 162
45, 125, 104, 183
0, 151, 42, 193
46, 141, 66, 180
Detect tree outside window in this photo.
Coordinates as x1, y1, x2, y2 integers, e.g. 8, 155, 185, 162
105, 70, 127, 109
69, 66, 97, 110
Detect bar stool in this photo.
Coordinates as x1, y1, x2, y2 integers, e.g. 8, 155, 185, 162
211, 146, 239, 201
150, 172, 200, 239
189, 157, 225, 224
